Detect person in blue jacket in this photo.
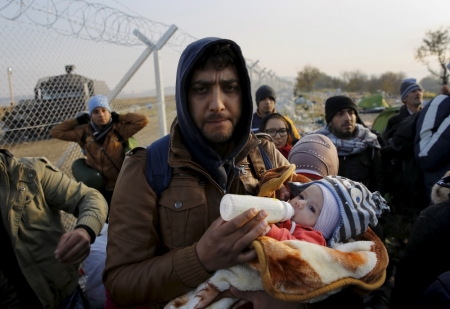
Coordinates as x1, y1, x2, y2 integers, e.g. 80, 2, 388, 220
414, 92, 450, 198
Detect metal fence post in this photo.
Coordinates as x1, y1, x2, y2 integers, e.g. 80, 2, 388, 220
7, 67, 15, 106
153, 49, 167, 137
134, 25, 177, 137
247, 60, 259, 111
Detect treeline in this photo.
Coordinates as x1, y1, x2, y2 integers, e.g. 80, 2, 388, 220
294, 65, 408, 95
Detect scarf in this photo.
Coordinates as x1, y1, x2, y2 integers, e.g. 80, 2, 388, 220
313, 123, 380, 156
278, 144, 292, 159
90, 119, 113, 144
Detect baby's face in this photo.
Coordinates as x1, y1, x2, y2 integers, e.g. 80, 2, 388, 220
289, 184, 324, 227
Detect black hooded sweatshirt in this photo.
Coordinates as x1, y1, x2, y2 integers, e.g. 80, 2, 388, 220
175, 37, 253, 190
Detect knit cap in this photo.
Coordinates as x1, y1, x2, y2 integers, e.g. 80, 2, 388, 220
256, 85, 276, 105
400, 78, 422, 103
288, 134, 339, 178
314, 184, 340, 239
288, 176, 389, 247
325, 96, 359, 124
88, 95, 111, 116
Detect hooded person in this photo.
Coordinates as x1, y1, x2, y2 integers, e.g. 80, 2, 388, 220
103, 38, 290, 308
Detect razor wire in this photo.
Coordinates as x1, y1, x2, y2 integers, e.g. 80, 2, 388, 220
0, 0, 296, 231
0, 0, 197, 51
0, 0, 295, 170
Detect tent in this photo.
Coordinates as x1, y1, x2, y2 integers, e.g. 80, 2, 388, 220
358, 94, 390, 109
371, 106, 400, 135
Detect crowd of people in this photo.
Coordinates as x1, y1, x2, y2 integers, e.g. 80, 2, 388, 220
2, 37, 450, 309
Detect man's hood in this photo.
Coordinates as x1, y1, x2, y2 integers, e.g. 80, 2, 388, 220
175, 38, 253, 179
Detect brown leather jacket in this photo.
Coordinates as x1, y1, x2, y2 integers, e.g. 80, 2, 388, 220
103, 123, 289, 308
50, 113, 148, 189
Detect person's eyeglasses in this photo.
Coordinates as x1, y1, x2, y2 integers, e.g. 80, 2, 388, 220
437, 175, 450, 189
265, 128, 288, 137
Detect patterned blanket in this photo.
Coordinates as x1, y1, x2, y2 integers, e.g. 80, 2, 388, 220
165, 228, 388, 309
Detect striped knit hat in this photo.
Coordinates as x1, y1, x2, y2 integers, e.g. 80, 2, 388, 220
288, 175, 389, 247
400, 78, 422, 103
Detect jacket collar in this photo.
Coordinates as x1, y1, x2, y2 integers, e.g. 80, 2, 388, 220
169, 119, 260, 172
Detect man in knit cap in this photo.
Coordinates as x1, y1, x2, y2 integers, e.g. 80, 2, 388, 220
382, 78, 423, 143
50, 94, 149, 209
311, 95, 385, 195
251, 84, 300, 139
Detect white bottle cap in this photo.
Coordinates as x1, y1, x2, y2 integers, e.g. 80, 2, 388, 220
280, 201, 295, 222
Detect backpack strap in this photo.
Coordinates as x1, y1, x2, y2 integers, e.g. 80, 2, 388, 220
145, 135, 272, 197
145, 134, 172, 198
113, 129, 128, 149
258, 144, 273, 170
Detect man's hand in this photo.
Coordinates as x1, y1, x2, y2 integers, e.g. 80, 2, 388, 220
196, 209, 268, 272
54, 228, 91, 265
76, 112, 90, 125
276, 184, 290, 201
111, 111, 120, 123
230, 287, 304, 309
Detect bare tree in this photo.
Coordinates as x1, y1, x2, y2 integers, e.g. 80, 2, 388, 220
294, 65, 321, 94
416, 27, 450, 85
341, 70, 368, 92
379, 72, 406, 95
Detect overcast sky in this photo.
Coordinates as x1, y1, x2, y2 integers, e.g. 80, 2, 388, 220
115, 0, 449, 81
1, 0, 449, 101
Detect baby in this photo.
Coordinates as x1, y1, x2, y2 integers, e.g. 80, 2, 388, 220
266, 175, 389, 248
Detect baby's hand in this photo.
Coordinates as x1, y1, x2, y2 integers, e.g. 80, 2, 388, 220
262, 224, 272, 236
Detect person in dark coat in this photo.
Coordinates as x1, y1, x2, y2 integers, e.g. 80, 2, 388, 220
251, 85, 300, 139
312, 95, 385, 195
390, 172, 450, 309
415, 93, 450, 199
382, 78, 423, 143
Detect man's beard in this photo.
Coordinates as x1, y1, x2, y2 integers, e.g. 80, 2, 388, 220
202, 128, 234, 143
333, 125, 355, 139
199, 114, 239, 144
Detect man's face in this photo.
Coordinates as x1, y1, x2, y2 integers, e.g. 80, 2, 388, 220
188, 59, 242, 144
328, 108, 357, 139
91, 107, 111, 127
403, 89, 423, 108
258, 97, 275, 116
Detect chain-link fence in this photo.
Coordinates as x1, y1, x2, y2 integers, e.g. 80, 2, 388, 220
0, 0, 294, 178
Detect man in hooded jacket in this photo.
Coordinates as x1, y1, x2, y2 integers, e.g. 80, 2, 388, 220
103, 38, 291, 308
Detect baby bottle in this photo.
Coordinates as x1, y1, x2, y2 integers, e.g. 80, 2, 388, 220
220, 194, 294, 223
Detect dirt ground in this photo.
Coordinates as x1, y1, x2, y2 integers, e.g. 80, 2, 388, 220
2, 96, 177, 165
2, 96, 382, 166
